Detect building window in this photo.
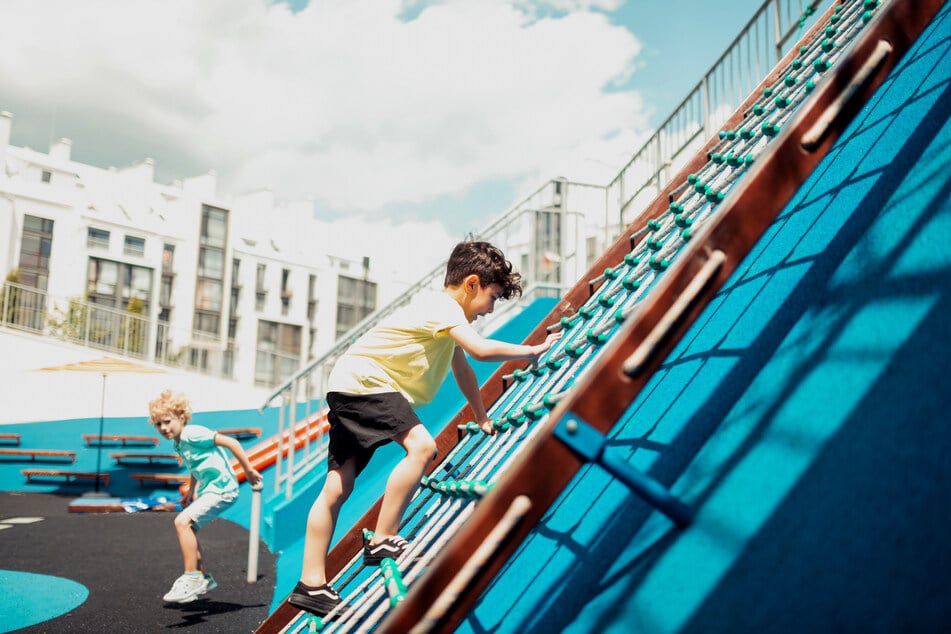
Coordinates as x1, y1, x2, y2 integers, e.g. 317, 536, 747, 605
335, 274, 376, 339
255, 263, 267, 312
194, 279, 222, 312
41, 170, 51, 183
281, 268, 292, 315
162, 244, 175, 274
307, 273, 317, 321
232, 258, 241, 288
160, 277, 173, 310
534, 209, 562, 285
193, 204, 228, 338
159, 244, 175, 328
198, 248, 225, 278
255, 320, 302, 387
189, 348, 209, 371
124, 235, 146, 257
86, 257, 153, 312
200, 205, 228, 248
18, 215, 54, 291
87, 227, 110, 250
230, 258, 242, 315
193, 312, 220, 336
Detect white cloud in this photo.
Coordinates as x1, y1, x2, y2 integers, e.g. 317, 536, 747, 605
315, 216, 457, 295
0, 0, 646, 216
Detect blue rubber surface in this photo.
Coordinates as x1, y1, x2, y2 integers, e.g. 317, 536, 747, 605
0, 570, 88, 633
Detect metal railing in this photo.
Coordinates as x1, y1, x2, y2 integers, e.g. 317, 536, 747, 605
2, 282, 150, 358
609, 0, 830, 230
0, 281, 243, 379
261, 0, 832, 500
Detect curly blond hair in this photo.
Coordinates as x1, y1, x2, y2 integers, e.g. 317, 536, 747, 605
148, 389, 192, 424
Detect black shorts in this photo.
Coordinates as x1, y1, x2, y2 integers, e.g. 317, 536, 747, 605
326, 391, 422, 475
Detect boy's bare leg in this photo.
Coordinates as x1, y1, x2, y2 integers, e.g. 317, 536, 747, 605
373, 424, 436, 541
195, 532, 205, 574
300, 462, 355, 586
173, 514, 200, 572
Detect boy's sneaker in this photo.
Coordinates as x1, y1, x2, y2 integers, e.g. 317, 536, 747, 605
162, 572, 208, 603
202, 573, 217, 595
363, 532, 409, 566
288, 581, 342, 616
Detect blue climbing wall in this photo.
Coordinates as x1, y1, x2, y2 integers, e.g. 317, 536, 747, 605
460, 4, 951, 633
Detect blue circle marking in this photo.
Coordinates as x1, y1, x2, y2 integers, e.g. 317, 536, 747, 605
0, 570, 88, 632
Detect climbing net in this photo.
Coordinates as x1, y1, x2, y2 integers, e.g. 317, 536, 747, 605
286, 2, 888, 631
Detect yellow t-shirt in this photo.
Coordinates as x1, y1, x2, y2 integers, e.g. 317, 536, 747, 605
327, 291, 467, 408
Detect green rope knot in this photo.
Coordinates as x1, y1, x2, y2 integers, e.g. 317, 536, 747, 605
621, 275, 642, 291
649, 256, 669, 271
586, 328, 610, 345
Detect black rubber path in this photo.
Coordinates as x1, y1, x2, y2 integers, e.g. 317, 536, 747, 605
1, 491, 277, 633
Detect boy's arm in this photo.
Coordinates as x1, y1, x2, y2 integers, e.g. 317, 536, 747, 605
451, 347, 495, 435
215, 434, 263, 486
448, 323, 561, 363
184, 474, 197, 506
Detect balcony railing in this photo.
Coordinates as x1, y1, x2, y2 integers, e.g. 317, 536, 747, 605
1, 281, 239, 380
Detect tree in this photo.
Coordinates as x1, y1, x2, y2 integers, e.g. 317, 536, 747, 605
2, 269, 21, 325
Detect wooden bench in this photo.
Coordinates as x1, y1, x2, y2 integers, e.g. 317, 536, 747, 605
22, 469, 109, 486
218, 427, 263, 440
129, 473, 190, 488
0, 433, 21, 446
0, 448, 76, 462
110, 452, 181, 466
83, 434, 160, 447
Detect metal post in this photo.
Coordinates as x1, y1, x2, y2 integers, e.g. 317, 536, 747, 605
94, 373, 107, 493
284, 380, 297, 501
773, 0, 783, 65
275, 393, 285, 496
701, 75, 710, 140
247, 479, 264, 583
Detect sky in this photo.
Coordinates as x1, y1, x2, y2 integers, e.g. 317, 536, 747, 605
0, 0, 763, 280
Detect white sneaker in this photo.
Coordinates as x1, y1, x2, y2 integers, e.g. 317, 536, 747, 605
163, 573, 208, 603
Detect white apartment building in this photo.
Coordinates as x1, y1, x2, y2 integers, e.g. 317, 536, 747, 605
0, 111, 379, 389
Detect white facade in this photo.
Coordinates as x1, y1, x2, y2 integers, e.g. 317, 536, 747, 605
0, 111, 380, 389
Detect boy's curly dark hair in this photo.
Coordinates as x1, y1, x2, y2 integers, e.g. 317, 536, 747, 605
444, 241, 522, 300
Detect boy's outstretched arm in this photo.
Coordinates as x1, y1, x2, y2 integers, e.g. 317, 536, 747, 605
451, 347, 495, 435
449, 325, 561, 434
448, 323, 561, 364
215, 434, 263, 486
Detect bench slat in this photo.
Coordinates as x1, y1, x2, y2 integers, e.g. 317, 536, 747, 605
130, 473, 189, 487
22, 469, 110, 486
110, 453, 181, 465
0, 448, 76, 462
83, 434, 160, 447
217, 428, 263, 440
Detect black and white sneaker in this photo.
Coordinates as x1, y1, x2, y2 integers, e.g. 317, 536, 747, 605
288, 581, 342, 616
363, 532, 409, 566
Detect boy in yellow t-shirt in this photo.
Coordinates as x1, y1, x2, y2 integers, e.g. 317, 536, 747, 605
289, 241, 561, 616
